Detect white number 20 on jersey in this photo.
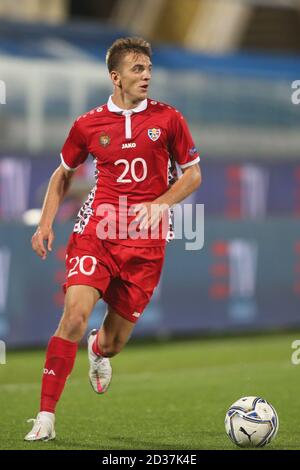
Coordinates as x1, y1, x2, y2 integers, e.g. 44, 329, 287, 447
114, 158, 147, 183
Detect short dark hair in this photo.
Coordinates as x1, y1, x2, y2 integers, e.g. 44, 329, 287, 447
106, 37, 152, 73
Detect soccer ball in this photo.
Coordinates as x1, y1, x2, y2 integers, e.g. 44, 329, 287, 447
225, 396, 279, 447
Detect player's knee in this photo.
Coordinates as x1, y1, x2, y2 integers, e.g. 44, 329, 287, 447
61, 302, 89, 337
60, 316, 86, 340
66, 299, 91, 322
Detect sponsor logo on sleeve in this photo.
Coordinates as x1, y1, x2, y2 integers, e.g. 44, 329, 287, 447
189, 147, 198, 156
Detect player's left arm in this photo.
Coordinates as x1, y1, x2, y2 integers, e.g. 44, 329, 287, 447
137, 109, 202, 230
156, 162, 201, 206
138, 163, 201, 230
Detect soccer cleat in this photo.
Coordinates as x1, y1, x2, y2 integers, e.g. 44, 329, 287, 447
87, 329, 112, 394
24, 412, 56, 441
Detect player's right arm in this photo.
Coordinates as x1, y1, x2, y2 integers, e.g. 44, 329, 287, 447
32, 118, 89, 260
31, 165, 75, 260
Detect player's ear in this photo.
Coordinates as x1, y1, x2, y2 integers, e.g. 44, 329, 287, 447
111, 70, 121, 87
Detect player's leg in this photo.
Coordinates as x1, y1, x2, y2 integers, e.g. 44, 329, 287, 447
87, 243, 165, 395
55, 284, 100, 341
87, 306, 135, 394
24, 285, 100, 441
96, 305, 136, 356
88, 244, 165, 395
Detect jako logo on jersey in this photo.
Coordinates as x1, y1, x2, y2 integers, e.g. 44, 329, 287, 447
122, 143, 136, 149
99, 133, 111, 147
43, 368, 56, 376
148, 128, 161, 141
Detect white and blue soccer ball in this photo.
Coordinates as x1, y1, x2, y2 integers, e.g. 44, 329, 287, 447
225, 396, 279, 448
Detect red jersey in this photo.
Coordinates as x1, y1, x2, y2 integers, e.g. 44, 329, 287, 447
60, 96, 200, 246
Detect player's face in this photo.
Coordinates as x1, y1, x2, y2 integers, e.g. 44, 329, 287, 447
117, 53, 152, 102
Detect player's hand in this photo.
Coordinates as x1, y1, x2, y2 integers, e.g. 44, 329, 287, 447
31, 226, 55, 260
133, 202, 169, 231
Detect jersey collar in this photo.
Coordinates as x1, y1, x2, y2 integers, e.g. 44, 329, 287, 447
107, 95, 148, 114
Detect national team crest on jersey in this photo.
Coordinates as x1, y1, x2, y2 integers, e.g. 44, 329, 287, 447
148, 128, 161, 142
99, 133, 110, 147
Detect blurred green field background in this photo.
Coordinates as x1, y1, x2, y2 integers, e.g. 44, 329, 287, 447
0, 332, 299, 450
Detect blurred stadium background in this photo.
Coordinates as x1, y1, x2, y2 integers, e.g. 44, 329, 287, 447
1, 0, 300, 450
1, 0, 300, 347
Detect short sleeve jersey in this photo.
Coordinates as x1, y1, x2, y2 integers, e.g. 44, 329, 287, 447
60, 97, 200, 246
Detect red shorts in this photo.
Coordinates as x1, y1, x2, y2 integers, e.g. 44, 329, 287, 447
64, 233, 165, 323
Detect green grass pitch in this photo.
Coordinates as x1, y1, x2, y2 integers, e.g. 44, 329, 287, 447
0, 332, 300, 450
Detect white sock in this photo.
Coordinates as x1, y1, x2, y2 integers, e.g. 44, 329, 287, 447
39, 411, 55, 421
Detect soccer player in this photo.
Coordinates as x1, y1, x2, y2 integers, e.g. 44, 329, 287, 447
25, 37, 201, 441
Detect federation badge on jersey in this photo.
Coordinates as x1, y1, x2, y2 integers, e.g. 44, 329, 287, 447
148, 128, 161, 142
99, 133, 110, 147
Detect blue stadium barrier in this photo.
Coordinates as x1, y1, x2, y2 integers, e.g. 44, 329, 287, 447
0, 220, 299, 347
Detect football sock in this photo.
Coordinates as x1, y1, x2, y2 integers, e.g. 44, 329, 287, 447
39, 411, 55, 421
40, 336, 77, 413
92, 330, 106, 357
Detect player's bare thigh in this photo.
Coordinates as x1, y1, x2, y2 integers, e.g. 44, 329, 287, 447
55, 285, 101, 342
98, 305, 136, 357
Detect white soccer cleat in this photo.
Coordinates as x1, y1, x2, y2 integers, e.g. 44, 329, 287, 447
87, 329, 112, 394
24, 411, 56, 442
